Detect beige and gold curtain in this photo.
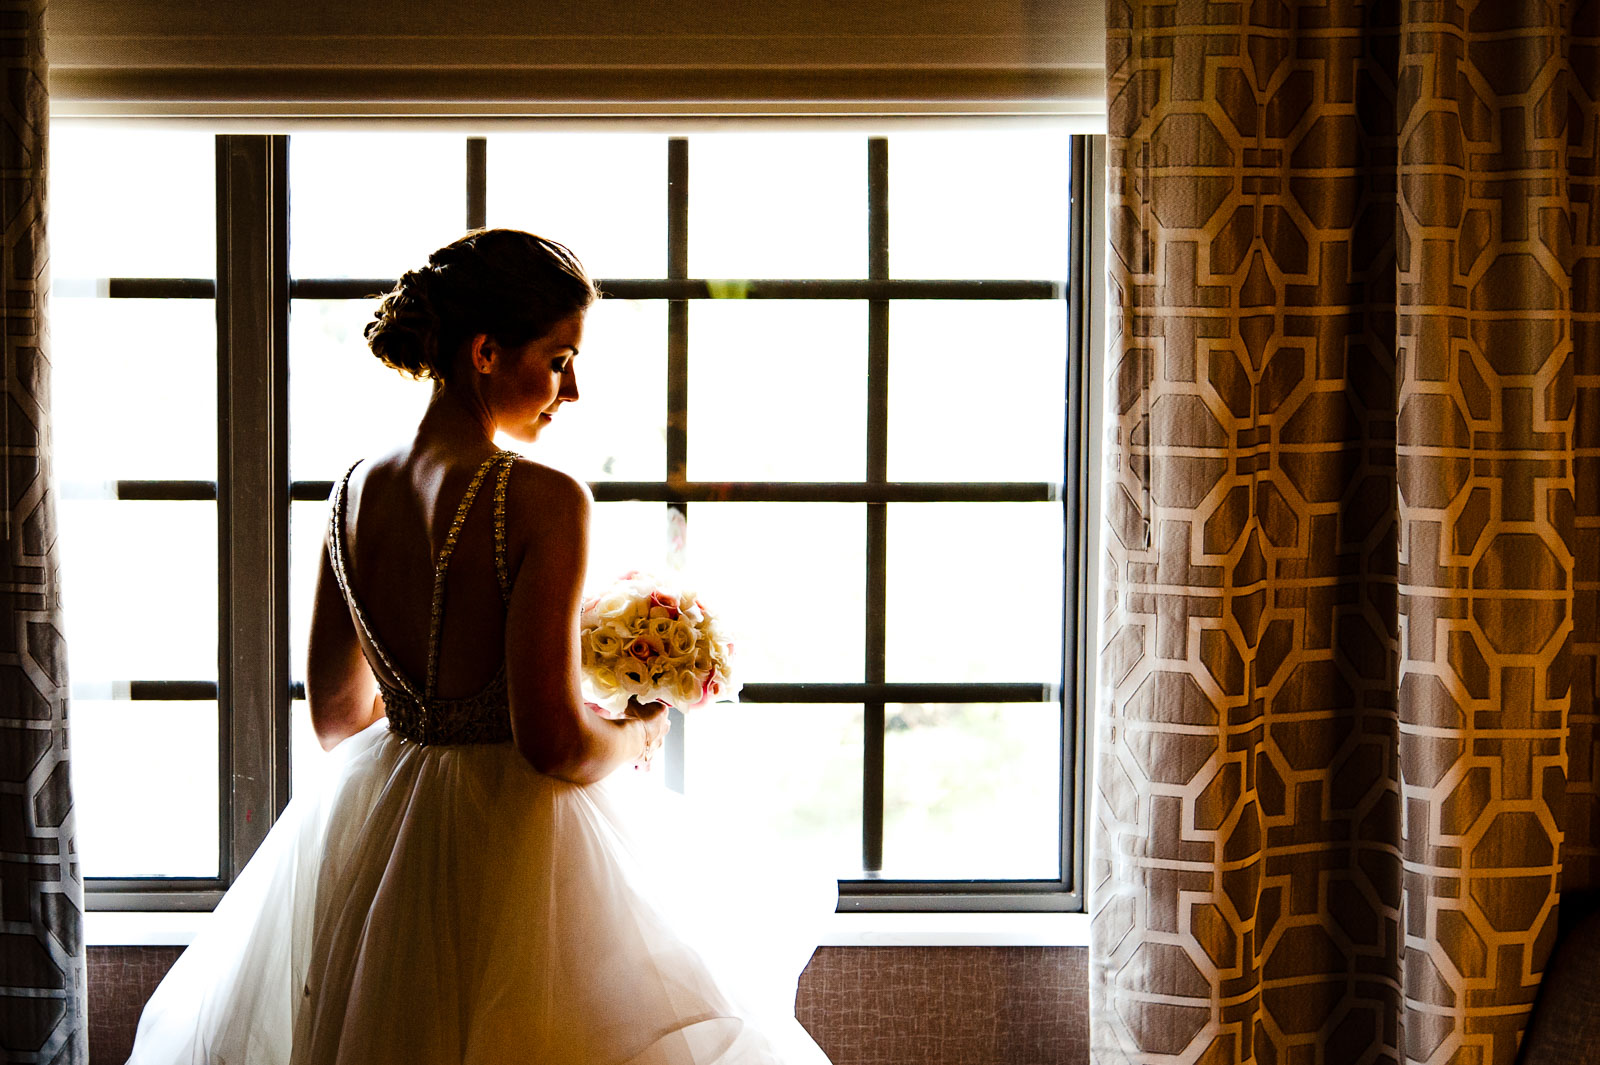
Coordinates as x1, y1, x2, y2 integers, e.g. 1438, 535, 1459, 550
1093, 2, 1598, 1063
0, 1, 85, 1062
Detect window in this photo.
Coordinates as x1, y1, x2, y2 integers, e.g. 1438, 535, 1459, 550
55, 126, 1100, 912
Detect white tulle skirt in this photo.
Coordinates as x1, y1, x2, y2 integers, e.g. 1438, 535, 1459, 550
126, 720, 835, 1065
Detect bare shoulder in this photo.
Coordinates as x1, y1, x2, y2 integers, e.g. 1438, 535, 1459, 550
502, 455, 591, 536
341, 448, 406, 502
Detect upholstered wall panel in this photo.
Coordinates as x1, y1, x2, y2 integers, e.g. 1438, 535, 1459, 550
88, 945, 1092, 1065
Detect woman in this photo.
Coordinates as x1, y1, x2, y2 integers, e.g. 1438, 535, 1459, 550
127, 230, 833, 1064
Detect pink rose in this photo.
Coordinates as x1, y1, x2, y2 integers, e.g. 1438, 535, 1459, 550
649, 591, 681, 619
626, 635, 663, 661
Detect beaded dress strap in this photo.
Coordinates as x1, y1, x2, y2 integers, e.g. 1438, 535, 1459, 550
329, 463, 422, 700
425, 451, 518, 698
491, 453, 515, 603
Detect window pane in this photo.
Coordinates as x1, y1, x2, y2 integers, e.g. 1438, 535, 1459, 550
887, 503, 1062, 683
887, 130, 1070, 281
683, 703, 862, 877
685, 504, 864, 683
58, 501, 217, 681
888, 301, 1066, 483
290, 299, 431, 481
290, 133, 467, 279
689, 134, 864, 280
688, 301, 865, 482
73, 701, 218, 877
486, 134, 668, 280
51, 128, 214, 280
882, 702, 1060, 879
290, 699, 331, 802
586, 502, 673, 592
53, 298, 217, 483
289, 500, 330, 684
511, 299, 666, 482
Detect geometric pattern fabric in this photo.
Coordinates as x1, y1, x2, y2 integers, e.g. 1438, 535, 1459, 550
1092, 3, 1599, 1063
0, 1, 87, 1061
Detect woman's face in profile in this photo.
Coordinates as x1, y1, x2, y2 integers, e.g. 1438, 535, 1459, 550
486, 311, 586, 442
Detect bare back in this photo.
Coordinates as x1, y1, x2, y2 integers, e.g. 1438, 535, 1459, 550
309, 433, 602, 760
339, 448, 521, 700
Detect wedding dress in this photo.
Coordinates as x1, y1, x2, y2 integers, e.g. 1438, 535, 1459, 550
126, 451, 835, 1065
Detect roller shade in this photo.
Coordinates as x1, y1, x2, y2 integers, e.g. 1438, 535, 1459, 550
46, 0, 1105, 118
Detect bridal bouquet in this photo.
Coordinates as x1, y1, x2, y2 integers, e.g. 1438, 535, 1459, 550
579, 572, 739, 718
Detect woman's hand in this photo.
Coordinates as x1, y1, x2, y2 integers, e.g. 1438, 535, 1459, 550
626, 698, 671, 764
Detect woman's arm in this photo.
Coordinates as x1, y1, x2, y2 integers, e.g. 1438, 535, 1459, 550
306, 528, 382, 750
504, 468, 665, 783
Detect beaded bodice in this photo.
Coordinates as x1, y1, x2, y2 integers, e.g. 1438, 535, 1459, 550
329, 451, 519, 746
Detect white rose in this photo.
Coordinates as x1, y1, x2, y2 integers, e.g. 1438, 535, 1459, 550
589, 628, 624, 657
670, 668, 704, 708
677, 592, 705, 624
589, 663, 620, 697
667, 619, 697, 657
615, 658, 653, 696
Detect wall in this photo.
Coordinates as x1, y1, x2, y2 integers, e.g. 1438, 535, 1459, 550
89, 945, 1090, 1065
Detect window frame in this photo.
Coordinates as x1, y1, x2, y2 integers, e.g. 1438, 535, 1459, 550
74, 126, 1104, 914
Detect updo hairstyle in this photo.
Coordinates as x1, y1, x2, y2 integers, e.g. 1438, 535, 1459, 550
365, 229, 598, 381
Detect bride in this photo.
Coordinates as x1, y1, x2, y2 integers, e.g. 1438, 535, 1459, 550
126, 229, 834, 1064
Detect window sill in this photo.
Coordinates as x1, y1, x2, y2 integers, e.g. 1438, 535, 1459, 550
86, 910, 1090, 949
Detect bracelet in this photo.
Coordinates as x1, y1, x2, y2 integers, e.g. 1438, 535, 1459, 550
636, 720, 655, 768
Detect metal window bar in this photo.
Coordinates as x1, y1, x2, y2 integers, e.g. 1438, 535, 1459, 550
101, 480, 1063, 504
863, 137, 889, 876
1056, 134, 1097, 916
99, 279, 1061, 302
215, 134, 294, 888
102, 480, 1061, 503
466, 137, 487, 230
138, 681, 1055, 705
662, 137, 691, 793
86, 132, 1093, 913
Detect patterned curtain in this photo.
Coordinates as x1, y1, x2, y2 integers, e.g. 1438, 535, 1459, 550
1093, 2, 1598, 1064
0, 1, 86, 1063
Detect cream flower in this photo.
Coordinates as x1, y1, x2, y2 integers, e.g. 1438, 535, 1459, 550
615, 658, 653, 696
669, 668, 704, 708
589, 663, 620, 697
668, 619, 698, 657
589, 628, 624, 657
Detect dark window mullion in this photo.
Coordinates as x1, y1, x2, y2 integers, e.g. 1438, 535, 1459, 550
186, 680, 1060, 705
663, 137, 690, 793
1060, 133, 1102, 910
1059, 134, 1088, 892
863, 136, 889, 876
289, 480, 1059, 504
285, 278, 1060, 301
467, 137, 487, 229
215, 133, 292, 883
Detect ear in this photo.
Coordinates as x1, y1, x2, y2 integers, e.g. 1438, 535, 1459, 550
468, 334, 497, 375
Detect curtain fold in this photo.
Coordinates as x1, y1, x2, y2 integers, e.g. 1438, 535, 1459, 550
0, 0, 86, 1062
1093, 2, 1598, 1063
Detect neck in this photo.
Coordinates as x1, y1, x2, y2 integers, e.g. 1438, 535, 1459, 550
415, 380, 499, 456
